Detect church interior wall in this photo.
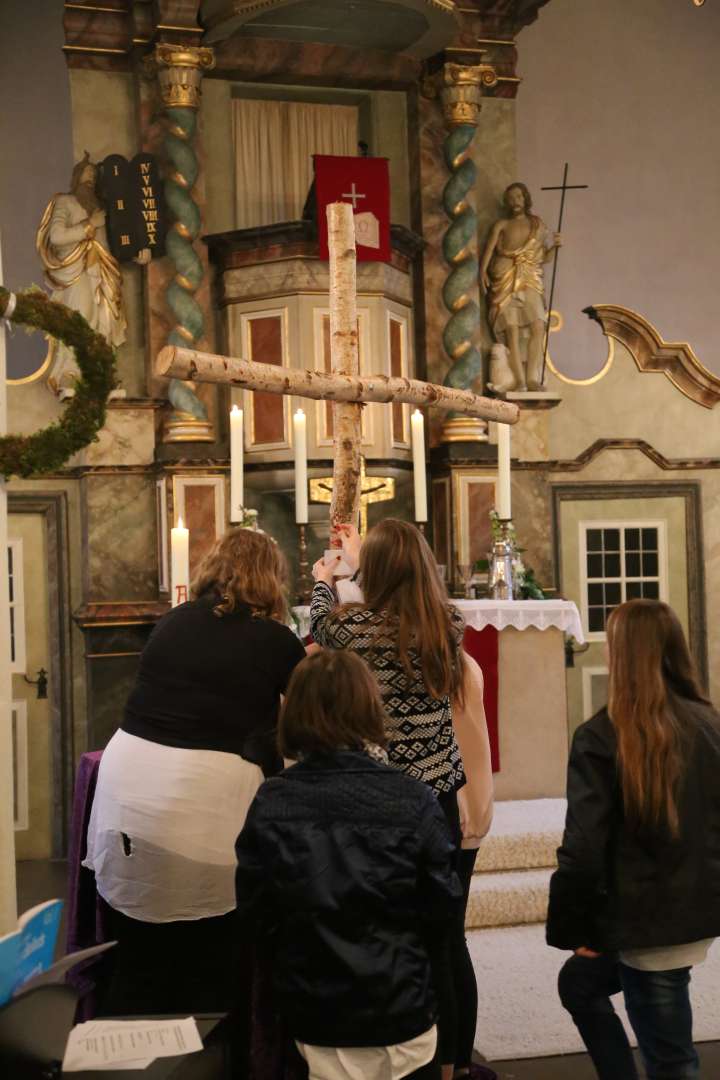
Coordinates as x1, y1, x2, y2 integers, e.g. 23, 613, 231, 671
515, 0, 720, 379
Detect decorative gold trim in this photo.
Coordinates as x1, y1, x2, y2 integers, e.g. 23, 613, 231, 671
7, 338, 55, 385
475, 38, 516, 46
585, 303, 720, 409
64, 2, 124, 12
62, 44, 127, 54
440, 416, 488, 443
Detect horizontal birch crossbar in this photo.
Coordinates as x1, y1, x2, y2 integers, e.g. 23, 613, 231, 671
156, 345, 519, 425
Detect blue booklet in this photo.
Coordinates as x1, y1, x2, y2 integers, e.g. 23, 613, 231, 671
0, 898, 63, 1006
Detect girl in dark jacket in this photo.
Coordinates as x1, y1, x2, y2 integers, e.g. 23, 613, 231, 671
235, 648, 462, 1080
547, 599, 720, 1080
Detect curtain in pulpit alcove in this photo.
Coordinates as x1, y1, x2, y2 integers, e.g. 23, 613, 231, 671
233, 98, 358, 228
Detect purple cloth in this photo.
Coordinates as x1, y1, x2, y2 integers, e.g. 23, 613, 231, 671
65, 750, 109, 1018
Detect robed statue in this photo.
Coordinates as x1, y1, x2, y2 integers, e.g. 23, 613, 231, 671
36, 152, 149, 399
480, 182, 561, 392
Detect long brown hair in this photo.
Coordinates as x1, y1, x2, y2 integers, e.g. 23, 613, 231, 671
191, 527, 288, 620
279, 650, 388, 759
358, 518, 463, 702
606, 599, 708, 836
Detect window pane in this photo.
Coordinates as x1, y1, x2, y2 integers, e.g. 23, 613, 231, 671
642, 528, 658, 549
626, 582, 642, 600
625, 528, 640, 551
586, 529, 603, 552
603, 529, 620, 551
604, 553, 621, 577
587, 553, 603, 577
588, 583, 604, 605
642, 581, 660, 599
605, 582, 622, 605
625, 552, 641, 577
588, 608, 605, 633
642, 552, 659, 576
9, 608, 15, 664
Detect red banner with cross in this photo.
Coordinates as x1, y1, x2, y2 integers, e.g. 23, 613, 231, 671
314, 154, 391, 263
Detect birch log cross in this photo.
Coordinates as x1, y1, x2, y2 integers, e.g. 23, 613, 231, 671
156, 202, 519, 529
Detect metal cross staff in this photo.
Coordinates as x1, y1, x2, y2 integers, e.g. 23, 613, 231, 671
540, 162, 589, 382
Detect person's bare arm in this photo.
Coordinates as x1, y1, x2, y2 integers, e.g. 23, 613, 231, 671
452, 653, 494, 847
479, 220, 503, 293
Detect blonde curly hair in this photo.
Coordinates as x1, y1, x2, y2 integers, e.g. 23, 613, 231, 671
191, 527, 288, 621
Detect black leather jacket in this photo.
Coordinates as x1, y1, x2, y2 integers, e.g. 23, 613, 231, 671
547, 702, 720, 952
235, 750, 462, 1047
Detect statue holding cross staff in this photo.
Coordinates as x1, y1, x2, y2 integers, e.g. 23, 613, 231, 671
156, 202, 518, 532
480, 169, 587, 394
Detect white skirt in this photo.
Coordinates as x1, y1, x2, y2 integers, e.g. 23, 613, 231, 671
83, 729, 264, 923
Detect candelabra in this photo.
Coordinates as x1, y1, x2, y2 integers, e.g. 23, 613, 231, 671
488, 518, 517, 600
296, 523, 314, 605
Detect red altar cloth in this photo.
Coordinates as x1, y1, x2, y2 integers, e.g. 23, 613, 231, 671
463, 626, 500, 773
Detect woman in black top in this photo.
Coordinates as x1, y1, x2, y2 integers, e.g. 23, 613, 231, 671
84, 527, 305, 1016
547, 599, 720, 1080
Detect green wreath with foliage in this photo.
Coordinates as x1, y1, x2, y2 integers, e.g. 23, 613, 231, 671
0, 287, 117, 479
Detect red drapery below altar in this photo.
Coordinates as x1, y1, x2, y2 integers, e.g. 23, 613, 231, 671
463, 626, 500, 773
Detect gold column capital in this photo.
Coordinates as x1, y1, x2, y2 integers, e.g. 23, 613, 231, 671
438, 60, 498, 128
152, 43, 215, 109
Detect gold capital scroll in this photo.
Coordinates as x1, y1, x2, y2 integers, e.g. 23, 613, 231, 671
153, 44, 215, 110
439, 61, 498, 129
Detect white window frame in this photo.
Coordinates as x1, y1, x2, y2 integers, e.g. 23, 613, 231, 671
8, 537, 26, 674
12, 700, 29, 832
579, 519, 668, 642
581, 666, 609, 722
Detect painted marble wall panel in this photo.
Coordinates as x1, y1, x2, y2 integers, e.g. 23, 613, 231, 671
183, 483, 221, 577
83, 474, 158, 601
249, 315, 286, 446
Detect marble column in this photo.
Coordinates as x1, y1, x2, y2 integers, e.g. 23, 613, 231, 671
153, 43, 216, 443
435, 60, 497, 444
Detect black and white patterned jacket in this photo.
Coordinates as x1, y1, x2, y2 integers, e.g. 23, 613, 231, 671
310, 581, 465, 796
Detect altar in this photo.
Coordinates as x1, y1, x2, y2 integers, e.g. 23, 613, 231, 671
294, 598, 582, 802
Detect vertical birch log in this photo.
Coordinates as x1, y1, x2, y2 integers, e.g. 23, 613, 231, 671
327, 202, 362, 537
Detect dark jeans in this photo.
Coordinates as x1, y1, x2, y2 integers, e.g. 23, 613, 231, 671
558, 953, 700, 1080
437, 789, 479, 1069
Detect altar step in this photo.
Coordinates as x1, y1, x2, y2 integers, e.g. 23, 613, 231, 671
465, 798, 566, 930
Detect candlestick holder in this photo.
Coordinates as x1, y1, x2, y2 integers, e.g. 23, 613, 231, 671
296, 522, 313, 605
488, 518, 517, 600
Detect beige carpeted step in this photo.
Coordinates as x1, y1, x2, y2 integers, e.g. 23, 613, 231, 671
465, 867, 553, 929
475, 798, 565, 873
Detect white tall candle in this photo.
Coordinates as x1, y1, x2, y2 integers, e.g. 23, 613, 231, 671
293, 408, 308, 524
411, 409, 428, 523
229, 404, 244, 522
171, 516, 190, 607
496, 421, 511, 520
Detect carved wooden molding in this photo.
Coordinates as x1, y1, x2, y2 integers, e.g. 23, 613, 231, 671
515, 438, 720, 473
585, 304, 720, 410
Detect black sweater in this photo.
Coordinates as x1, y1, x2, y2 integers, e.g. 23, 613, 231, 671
546, 702, 720, 952
122, 594, 305, 771
235, 751, 462, 1047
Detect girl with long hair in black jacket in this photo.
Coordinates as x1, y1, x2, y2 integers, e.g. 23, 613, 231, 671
547, 599, 720, 1079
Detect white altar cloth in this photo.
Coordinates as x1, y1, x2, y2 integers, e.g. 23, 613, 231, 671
454, 600, 584, 644
292, 598, 584, 645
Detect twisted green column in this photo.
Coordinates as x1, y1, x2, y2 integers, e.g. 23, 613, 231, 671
155, 43, 215, 439
442, 123, 482, 395
438, 62, 496, 440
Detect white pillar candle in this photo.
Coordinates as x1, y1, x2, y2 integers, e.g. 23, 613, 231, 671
411, 409, 428, 523
496, 421, 511, 520
229, 403, 244, 522
171, 516, 190, 607
0, 230, 18, 929
293, 408, 308, 524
